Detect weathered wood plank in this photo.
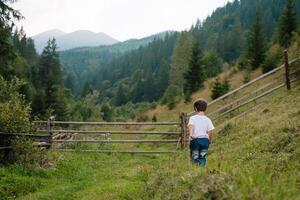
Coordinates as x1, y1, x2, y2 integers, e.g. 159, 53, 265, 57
38, 130, 180, 135
57, 149, 178, 154
53, 139, 179, 143
188, 58, 299, 116
207, 78, 281, 117
212, 83, 285, 120
34, 121, 180, 126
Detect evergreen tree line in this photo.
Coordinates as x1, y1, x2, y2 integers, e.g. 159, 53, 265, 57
1, 0, 299, 122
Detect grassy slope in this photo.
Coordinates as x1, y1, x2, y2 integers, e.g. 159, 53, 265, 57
1, 44, 300, 199
0, 82, 299, 200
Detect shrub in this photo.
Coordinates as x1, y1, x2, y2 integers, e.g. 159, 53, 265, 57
152, 115, 157, 122
261, 51, 281, 73
0, 77, 31, 133
243, 70, 251, 83
211, 78, 230, 100
11, 137, 49, 169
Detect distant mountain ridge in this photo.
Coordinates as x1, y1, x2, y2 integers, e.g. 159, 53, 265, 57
32, 29, 119, 52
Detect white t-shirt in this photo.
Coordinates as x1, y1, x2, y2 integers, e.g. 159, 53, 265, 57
188, 115, 215, 139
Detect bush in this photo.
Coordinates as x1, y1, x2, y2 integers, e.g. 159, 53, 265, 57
0, 77, 31, 133
161, 85, 180, 110
11, 137, 49, 169
261, 51, 281, 73
211, 78, 230, 100
0, 76, 48, 167
242, 70, 251, 83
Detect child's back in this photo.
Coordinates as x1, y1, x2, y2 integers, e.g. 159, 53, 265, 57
188, 100, 214, 166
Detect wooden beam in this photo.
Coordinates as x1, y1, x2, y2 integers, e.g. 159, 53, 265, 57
34, 121, 180, 126
207, 78, 280, 117
53, 139, 179, 143
0, 133, 50, 138
38, 130, 180, 135
57, 149, 178, 154
0, 146, 12, 150
212, 83, 285, 120
187, 58, 299, 116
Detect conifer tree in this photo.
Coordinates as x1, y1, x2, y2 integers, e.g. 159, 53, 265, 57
0, 0, 22, 78
183, 40, 205, 101
278, 0, 297, 47
33, 38, 68, 119
246, 9, 266, 69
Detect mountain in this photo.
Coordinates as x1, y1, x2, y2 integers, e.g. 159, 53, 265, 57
32, 29, 119, 52
59, 31, 177, 96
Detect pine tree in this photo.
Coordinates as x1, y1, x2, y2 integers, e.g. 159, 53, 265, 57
183, 40, 205, 101
278, 0, 297, 47
211, 78, 230, 100
114, 85, 127, 106
0, 0, 22, 78
81, 81, 93, 97
101, 102, 114, 121
33, 38, 68, 119
169, 31, 194, 95
246, 9, 266, 69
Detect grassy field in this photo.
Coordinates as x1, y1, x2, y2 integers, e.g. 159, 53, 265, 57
0, 82, 299, 199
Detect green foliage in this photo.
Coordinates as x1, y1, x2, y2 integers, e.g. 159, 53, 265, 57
277, 0, 297, 47
69, 91, 101, 121
11, 137, 48, 169
32, 39, 68, 120
101, 102, 114, 121
242, 70, 251, 84
0, 0, 22, 79
211, 78, 230, 100
152, 115, 157, 122
202, 51, 223, 78
161, 85, 180, 110
80, 81, 92, 98
169, 31, 194, 95
0, 76, 31, 133
261, 50, 281, 73
246, 9, 266, 69
183, 40, 205, 98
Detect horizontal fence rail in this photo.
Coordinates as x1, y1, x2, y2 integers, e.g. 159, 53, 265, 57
30, 116, 186, 153
38, 130, 180, 135
34, 121, 180, 126
188, 57, 299, 117
53, 139, 179, 143
212, 83, 285, 120
58, 149, 178, 154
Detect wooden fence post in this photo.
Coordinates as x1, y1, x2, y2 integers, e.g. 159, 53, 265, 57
284, 50, 291, 90
184, 113, 188, 148
180, 113, 188, 149
47, 117, 53, 148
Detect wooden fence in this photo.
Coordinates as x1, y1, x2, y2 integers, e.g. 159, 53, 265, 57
188, 50, 300, 126
31, 118, 186, 154
0, 51, 299, 154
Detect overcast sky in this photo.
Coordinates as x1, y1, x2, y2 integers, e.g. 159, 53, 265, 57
12, 0, 231, 41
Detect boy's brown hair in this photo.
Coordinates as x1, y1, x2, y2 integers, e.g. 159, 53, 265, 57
194, 99, 207, 112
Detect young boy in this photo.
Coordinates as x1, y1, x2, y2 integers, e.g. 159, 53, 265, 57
188, 99, 214, 167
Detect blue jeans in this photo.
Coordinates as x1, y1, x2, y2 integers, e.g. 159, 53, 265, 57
190, 138, 210, 166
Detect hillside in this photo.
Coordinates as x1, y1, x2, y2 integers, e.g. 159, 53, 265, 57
32, 29, 119, 52
1, 70, 299, 199
57, 0, 300, 110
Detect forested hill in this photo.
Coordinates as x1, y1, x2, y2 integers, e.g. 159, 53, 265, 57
59, 31, 174, 94
196, 0, 300, 62
1, 0, 299, 122
60, 0, 300, 106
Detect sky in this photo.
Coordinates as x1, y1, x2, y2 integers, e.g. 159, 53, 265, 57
12, 0, 231, 41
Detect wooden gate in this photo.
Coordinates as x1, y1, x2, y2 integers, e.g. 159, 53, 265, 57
32, 113, 188, 154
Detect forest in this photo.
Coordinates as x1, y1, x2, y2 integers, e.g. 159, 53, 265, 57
1, 0, 299, 122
